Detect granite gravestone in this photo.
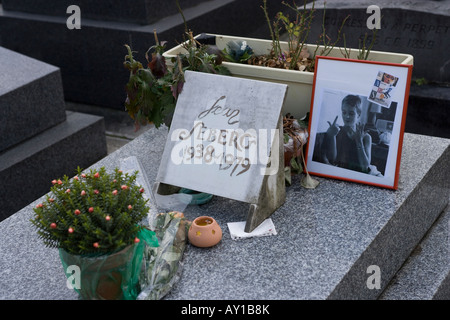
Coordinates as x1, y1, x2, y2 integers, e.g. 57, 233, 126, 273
303, 0, 450, 83
1, 0, 209, 25
0, 47, 107, 221
154, 71, 288, 232
0, 0, 286, 110
0, 46, 66, 152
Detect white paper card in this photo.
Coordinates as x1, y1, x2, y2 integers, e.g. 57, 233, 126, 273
227, 218, 277, 240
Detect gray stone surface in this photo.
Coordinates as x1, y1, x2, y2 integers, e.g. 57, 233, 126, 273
0, 46, 66, 152
0, 111, 107, 222
2, 0, 210, 25
380, 198, 450, 300
0, 128, 448, 300
406, 84, 450, 139
303, 0, 450, 83
0, 0, 285, 110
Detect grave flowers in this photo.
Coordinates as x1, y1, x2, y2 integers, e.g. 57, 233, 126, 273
123, 30, 230, 130
138, 211, 190, 300
30, 167, 159, 300
283, 113, 319, 188
163, 0, 413, 120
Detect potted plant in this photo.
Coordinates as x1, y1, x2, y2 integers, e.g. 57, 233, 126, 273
123, 28, 229, 202
123, 30, 230, 130
163, 0, 414, 120
30, 166, 159, 300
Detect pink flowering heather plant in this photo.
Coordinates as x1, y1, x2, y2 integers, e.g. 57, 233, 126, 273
31, 167, 149, 255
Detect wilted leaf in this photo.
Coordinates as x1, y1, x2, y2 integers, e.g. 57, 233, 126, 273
297, 64, 306, 71
148, 53, 167, 79
290, 157, 302, 174
284, 167, 292, 186
171, 80, 184, 99
299, 47, 310, 59
284, 133, 290, 144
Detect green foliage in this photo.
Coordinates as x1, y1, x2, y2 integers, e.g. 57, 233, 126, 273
415, 77, 428, 86
262, 0, 348, 72
30, 167, 149, 256
174, 31, 232, 76
275, 2, 315, 70
139, 211, 189, 300
222, 40, 254, 63
123, 39, 178, 130
123, 31, 230, 129
261, 0, 315, 69
261, 0, 379, 72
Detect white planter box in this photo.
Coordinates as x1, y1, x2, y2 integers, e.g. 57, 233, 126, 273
163, 34, 414, 119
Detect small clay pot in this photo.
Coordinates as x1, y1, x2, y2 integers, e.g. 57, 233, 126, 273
188, 216, 222, 248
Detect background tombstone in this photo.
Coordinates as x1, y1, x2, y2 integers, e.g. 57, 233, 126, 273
0, 47, 107, 221
1, 0, 211, 25
0, 0, 286, 112
302, 0, 450, 139
154, 71, 288, 232
303, 0, 450, 83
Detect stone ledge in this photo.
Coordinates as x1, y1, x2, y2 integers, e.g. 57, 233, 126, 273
0, 129, 448, 299
380, 199, 450, 300
0, 46, 66, 152
0, 0, 285, 110
406, 84, 450, 139
0, 111, 107, 221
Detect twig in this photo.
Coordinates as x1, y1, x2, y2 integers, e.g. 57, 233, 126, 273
175, 0, 188, 34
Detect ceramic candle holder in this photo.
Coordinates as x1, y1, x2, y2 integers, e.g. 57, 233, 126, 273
188, 216, 222, 248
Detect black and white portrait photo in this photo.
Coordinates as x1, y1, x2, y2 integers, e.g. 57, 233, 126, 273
305, 56, 412, 189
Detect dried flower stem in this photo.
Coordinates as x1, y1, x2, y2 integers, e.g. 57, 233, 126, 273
262, 0, 281, 58
357, 29, 378, 60
175, 0, 188, 34
153, 29, 159, 46
310, 7, 349, 71
339, 34, 351, 59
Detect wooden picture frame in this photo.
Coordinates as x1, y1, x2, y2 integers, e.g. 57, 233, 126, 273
305, 56, 413, 189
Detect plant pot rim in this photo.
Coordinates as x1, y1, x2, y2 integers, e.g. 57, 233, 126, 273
192, 216, 218, 228
163, 33, 413, 120
164, 33, 414, 68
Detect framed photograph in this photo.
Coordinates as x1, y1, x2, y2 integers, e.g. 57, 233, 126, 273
305, 56, 413, 189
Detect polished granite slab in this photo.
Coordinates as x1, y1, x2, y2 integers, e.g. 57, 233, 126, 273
0, 128, 448, 300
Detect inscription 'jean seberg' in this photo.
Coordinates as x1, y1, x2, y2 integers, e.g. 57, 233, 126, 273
197, 95, 240, 125
170, 96, 280, 176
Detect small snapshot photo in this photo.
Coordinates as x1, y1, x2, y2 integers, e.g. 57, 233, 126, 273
368, 71, 399, 107
305, 56, 412, 189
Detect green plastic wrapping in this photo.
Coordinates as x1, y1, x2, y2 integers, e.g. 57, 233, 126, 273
60, 228, 159, 300
138, 212, 189, 300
